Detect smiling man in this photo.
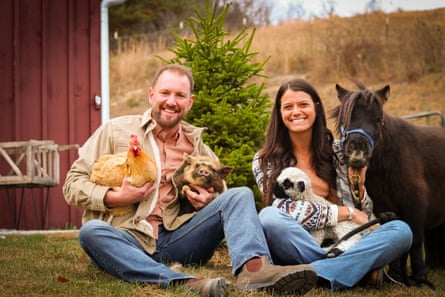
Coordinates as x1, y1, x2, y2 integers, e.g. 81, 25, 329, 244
63, 64, 317, 297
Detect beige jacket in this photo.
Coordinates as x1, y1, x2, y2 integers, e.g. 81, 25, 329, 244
63, 109, 218, 254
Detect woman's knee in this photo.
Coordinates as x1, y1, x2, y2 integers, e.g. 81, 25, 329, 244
259, 206, 282, 221
383, 220, 413, 250
394, 220, 413, 245
259, 207, 288, 234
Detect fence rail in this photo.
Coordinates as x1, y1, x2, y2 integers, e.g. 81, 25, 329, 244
404, 111, 445, 128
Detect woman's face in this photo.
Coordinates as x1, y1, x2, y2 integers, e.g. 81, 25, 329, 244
280, 89, 316, 135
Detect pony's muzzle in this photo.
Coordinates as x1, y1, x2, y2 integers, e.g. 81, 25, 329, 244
344, 135, 373, 169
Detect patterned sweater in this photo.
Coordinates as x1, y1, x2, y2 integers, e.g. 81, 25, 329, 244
252, 140, 374, 231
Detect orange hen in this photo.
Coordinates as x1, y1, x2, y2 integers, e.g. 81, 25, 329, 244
90, 134, 157, 217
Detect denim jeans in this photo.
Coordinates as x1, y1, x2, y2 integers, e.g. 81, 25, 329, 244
259, 206, 413, 290
78, 187, 270, 288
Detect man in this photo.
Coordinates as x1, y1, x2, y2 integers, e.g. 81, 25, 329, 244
63, 64, 317, 297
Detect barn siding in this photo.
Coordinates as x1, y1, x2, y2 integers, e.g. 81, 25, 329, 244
0, 0, 15, 141
0, 0, 102, 229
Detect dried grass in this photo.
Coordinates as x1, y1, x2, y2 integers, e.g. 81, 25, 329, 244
109, 9, 444, 121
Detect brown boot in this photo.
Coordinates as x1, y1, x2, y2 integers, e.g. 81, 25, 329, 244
185, 277, 229, 297
358, 268, 384, 289
236, 256, 317, 295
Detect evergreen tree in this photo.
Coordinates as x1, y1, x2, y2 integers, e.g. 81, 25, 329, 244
159, 1, 271, 205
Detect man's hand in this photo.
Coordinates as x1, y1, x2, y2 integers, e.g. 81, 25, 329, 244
185, 185, 215, 210
104, 177, 155, 208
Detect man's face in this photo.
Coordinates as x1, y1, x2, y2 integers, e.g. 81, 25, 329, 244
149, 70, 194, 129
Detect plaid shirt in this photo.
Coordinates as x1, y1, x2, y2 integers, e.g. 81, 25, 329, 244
252, 140, 374, 231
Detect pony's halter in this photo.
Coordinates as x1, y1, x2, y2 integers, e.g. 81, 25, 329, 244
340, 126, 375, 150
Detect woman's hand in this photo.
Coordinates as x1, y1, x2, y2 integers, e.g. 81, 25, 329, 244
185, 185, 216, 210
350, 208, 369, 225
339, 206, 369, 225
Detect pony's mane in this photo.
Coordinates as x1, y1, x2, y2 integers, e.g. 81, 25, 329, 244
331, 84, 384, 133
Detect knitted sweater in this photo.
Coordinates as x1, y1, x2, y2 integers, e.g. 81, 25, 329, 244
252, 140, 374, 231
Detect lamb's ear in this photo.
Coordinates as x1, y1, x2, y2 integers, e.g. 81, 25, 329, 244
218, 166, 234, 179
335, 84, 349, 102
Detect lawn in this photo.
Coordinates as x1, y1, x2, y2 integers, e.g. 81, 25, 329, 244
0, 232, 443, 297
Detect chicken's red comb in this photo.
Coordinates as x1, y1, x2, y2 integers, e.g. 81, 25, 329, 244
130, 134, 139, 144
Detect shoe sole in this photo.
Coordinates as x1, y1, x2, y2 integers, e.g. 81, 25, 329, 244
238, 266, 318, 295
187, 277, 230, 297
209, 277, 230, 297
268, 268, 318, 295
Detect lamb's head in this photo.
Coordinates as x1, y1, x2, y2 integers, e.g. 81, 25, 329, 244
272, 167, 313, 201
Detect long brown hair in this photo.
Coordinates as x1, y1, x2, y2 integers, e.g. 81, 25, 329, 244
257, 78, 337, 206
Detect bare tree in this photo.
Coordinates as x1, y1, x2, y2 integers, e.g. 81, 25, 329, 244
286, 1, 306, 20
365, 0, 382, 13
321, 0, 337, 18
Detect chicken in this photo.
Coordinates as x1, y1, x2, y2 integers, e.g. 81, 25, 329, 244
90, 134, 157, 218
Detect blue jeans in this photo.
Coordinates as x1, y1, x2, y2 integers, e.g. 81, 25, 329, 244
78, 187, 271, 288
259, 206, 413, 290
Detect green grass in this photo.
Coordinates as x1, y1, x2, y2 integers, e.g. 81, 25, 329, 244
0, 234, 443, 297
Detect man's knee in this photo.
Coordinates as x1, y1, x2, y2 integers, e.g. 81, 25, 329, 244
220, 186, 254, 204
79, 219, 109, 244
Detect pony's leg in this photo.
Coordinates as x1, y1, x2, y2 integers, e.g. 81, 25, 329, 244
425, 223, 445, 268
392, 213, 435, 289
409, 238, 435, 289
387, 253, 409, 285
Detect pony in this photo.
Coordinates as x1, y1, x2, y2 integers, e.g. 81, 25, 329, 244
330, 82, 445, 289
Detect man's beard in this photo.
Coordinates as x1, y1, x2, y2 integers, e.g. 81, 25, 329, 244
152, 109, 184, 129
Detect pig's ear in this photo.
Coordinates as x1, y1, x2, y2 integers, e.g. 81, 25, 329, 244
218, 166, 234, 179
183, 153, 193, 164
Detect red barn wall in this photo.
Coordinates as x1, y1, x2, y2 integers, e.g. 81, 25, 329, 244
0, 0, 102, 229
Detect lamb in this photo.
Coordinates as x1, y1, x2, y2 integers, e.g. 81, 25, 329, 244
273, 167, 391, 257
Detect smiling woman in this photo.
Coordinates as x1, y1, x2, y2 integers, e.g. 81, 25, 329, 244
254, 78, 335, 207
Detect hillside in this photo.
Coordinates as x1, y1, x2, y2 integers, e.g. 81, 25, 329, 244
109, 8, 445, 128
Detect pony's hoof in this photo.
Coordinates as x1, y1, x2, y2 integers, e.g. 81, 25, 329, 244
411, 277, 436, 290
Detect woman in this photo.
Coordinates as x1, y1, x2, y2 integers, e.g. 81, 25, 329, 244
252, 78, 412, 290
